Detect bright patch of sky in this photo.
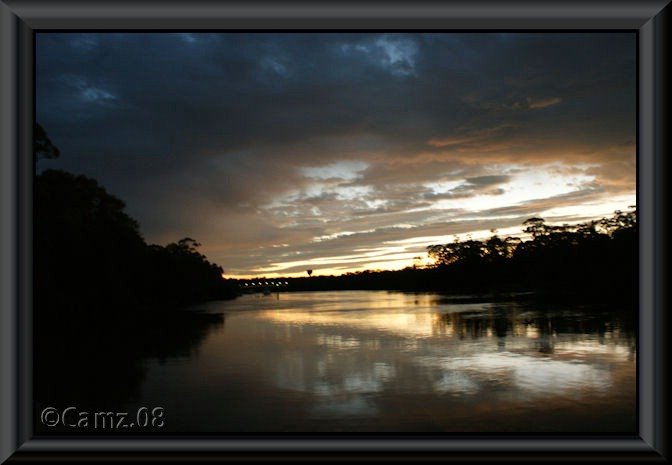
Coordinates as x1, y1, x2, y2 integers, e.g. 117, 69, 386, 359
387, 226, 528, 248
258, 247, 417, 275
301, 161, 369, 181
340, 35, 419, 77
364, 199, 388, 209
375, 36, 419, 77
269, 246, 411, 269
312, 231, 360, 243
334, 185, 374, 201
425, 180, 465, 194
431, 165, 596, 212
246, 160, 613, 278
541, 194, 636, 221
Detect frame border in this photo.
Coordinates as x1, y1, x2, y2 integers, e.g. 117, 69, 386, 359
1, 1, 669, 462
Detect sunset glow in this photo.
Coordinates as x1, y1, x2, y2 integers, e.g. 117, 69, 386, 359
37, 33, 636, 278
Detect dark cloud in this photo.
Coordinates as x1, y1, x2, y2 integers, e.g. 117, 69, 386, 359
36, 32, 636, 276
465, 175, 510, 186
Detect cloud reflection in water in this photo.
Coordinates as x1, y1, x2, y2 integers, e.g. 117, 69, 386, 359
247, 292, 634, 418
135, 291, 636, 431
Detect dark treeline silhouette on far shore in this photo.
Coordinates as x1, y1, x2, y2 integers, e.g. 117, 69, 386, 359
237, 207, 637, 306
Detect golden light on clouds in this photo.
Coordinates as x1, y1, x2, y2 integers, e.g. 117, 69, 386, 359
225, 158, 635, 279
37, 33, 636, 277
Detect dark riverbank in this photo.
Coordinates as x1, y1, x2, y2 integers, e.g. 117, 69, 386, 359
34, 169, 234, 419
35, 169, 239, 314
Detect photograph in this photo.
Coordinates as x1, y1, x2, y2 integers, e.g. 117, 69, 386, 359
1, 1, 669, 462
33, 31, 638, 434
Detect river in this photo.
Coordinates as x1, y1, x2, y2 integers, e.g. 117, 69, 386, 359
128, 290, 636, 433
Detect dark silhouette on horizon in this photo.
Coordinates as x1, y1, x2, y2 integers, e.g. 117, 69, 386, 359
239, 207, 637, 308
34, 122, 61, 162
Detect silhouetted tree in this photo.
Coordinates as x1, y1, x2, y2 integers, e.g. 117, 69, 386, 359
421, 207, 637, 299
484, 235, 509, 263
522, 217, 547, 238
34, 123, 60, 161
35, 168, 237, 311
145, 237, 232, 305
35, 169, 146, 311
33, 134, 236, 419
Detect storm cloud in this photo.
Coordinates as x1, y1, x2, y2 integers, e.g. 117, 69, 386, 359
37, 32, 636, 277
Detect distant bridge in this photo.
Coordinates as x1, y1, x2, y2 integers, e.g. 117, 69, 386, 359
239, 280, 290, 294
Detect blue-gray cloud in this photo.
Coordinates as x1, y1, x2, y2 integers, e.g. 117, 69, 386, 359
36, 32, 636, 276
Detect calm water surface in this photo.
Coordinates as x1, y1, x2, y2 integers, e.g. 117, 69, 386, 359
130, 291, 636, 433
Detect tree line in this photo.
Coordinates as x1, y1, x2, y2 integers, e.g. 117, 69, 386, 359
35, 169, 238, 316
35, 123, 236, 313
250, 208, 637, 304
424, 208, 637, 300
34, 125, 232, 411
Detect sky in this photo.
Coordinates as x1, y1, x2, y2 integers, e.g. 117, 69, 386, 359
36, 32, 637, 278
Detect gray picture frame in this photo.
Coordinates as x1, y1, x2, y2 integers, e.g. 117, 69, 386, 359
1, 1, 669, 462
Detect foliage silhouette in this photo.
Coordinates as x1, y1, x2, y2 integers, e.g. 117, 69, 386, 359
239, 208, 637, 306
34, 169, 232, 417
33, 130, 235, 416
35, 169, 237, 313
34, 123, 61, 161
423, 208, 637, 302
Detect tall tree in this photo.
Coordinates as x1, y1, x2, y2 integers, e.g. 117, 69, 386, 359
34, 123, 60, 162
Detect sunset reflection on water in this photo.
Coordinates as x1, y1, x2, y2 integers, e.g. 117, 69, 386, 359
133, 291, 636, 432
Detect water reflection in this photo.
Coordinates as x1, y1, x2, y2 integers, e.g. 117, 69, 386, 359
132, 291, 636, 432
34, 309, 225, 433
